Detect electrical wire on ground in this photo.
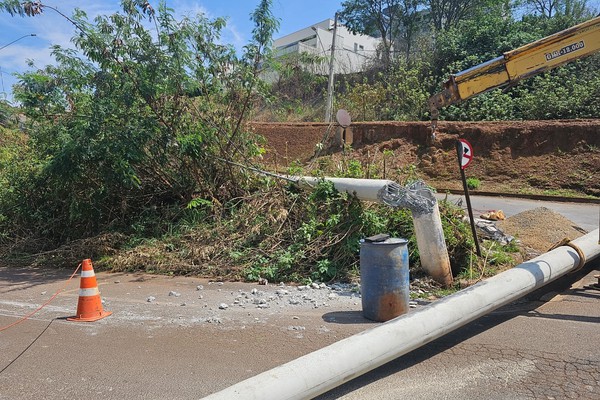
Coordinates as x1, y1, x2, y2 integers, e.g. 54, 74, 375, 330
0, 263, 81, 333
0, 317, 56, 375
0, 263, 82, 375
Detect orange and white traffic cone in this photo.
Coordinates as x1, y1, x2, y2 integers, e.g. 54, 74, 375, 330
67, 259, 112, 322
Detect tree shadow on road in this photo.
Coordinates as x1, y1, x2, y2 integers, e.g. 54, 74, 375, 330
0, 266, 77, 294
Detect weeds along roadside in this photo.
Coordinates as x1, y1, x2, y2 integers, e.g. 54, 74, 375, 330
1, 122, 521, 290
104, 178, 520, 286
0, 127, 521, 288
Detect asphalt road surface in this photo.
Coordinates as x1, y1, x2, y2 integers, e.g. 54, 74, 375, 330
1, 196, 599, 399
1, 260, 599, 399
437, 193, 599, 232
317, 262, 600, 400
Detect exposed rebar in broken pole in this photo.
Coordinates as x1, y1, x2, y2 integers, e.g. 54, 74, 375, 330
291, 177, 453, 287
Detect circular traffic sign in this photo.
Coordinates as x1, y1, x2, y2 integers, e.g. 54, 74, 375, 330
336, 109, 351, 128
458, 139, 474, 169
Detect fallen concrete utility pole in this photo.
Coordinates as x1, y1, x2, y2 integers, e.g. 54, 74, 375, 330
203, 229, 600, 400
292, 177, 453, 286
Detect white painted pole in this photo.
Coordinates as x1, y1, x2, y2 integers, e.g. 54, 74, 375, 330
413, 202, 453, 286
324, 13, 338, 123
291, 176, 453, 286
293, 176, 395, 203
203, 230, 600, 400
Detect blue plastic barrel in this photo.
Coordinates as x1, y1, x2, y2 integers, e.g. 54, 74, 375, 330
360, 237, 410, 322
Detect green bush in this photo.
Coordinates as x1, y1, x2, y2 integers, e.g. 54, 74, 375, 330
234, 181, 473, 283
0, 1, 278, 247
466, 177, 481, 190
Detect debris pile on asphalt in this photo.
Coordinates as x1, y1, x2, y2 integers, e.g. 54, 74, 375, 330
475, 218, 514, 245
480, 210, 506, 221
498, 207, 587, 255
113, 277, 438, 330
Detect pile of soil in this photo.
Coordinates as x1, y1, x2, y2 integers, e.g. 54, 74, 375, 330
498, 207, 588, 257
251, 120, 600, 198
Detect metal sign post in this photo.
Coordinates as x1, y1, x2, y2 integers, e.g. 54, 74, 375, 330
336, 109, 351, 153
456, 139, 482, 257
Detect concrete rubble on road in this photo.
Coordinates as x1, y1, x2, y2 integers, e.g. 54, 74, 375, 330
96, 277, 439, 331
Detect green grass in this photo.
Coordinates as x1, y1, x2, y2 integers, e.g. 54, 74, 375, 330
466, 177, 481, 190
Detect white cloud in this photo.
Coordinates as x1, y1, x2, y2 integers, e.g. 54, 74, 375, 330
0, 43, 56, 70
169, 1, 249, 51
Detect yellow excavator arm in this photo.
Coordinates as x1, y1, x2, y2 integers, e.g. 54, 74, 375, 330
428, 16, 600, 138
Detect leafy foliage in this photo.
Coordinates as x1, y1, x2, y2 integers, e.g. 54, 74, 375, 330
219, 180, 473, 283
0, 0, 278, 245
0, 0, 596, 284
466, 177, 481, 190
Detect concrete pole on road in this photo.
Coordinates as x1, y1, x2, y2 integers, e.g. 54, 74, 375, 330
203, 229, 600, 400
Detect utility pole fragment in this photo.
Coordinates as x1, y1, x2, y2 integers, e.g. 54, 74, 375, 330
324, 13, 338, 123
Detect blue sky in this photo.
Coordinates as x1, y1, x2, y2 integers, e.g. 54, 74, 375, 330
1, 1, 599, 103
0, 0, 342, 102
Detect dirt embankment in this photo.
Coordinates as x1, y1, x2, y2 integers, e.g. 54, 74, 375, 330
251, 120, 600, 198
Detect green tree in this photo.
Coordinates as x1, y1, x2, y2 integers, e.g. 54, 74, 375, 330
395, 0, 425, 61
431, 3, 528, 79
0, 0, 278, 243
339, 0, 405, 67
427, 0, 493, 31
522, 0, 592, 19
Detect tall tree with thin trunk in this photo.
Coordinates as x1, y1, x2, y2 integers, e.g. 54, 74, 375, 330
339, 0, 404, 67
427, 0, 486, 31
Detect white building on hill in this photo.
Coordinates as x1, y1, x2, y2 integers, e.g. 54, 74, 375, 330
273, 19, 381, 75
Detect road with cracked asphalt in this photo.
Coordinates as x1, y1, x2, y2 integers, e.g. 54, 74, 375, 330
317, 262, 600, 400
1, 261, 599, 399
1, 196, 599, 399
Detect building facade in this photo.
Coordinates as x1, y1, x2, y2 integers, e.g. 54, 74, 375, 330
273, 19, 381, 75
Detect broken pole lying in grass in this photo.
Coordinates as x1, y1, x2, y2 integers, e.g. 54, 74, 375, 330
290, 177, 453, 287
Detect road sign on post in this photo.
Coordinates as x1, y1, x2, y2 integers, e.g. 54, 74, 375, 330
458, 139, 473, 169
456, 139, 481, 257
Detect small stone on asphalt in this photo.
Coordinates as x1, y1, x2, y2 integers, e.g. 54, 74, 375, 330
288, 326, 305, 331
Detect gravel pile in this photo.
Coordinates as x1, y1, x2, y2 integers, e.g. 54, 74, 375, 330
214, 282, 362, 311
498, 207, 587, 255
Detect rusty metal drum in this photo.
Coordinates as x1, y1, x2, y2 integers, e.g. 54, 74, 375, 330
360, 237, 409, 322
